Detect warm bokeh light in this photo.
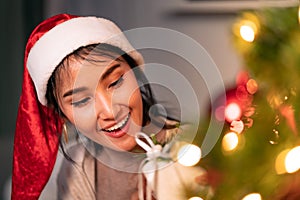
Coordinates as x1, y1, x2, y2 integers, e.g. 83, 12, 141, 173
240, 25, 255, 42
242, 193, 262, 200
285, 146, 300, 173
215, 106, 225, 122
230, 120, 244, 134
298, 6, 300, 24
225, 102, 242, 122
222, 132, 239, 152
232, 12, 260, 45
275, 149, 290, 175
188, 197, 203, 200
177, 144, 201, 167
239, 20, 257, 42
246, 79, 258, 94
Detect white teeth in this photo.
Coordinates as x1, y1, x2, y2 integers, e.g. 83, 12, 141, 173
104, 115, 129, 132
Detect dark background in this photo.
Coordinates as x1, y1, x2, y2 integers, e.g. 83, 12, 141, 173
0, 1, 44, 198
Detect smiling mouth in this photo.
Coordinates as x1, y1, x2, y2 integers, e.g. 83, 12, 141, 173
102, 114, 130, 132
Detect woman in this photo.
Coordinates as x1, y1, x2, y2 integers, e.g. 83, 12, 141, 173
12, 14, 179, 200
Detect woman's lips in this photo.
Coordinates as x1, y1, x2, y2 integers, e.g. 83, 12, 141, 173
101, 114, 130, 138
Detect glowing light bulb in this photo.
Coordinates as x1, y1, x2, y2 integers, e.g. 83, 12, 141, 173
285, 146, 300, 173
230, 120, 244, 134
189, 197, 203, 200
242, 193, 262, 200
215, 106, 225, 121
222, 132, 239, 152
177, 144, 201, 167
275, 149, 290, 174
298, 6, 300, 24
246, 79, 258, 94
240, 20, 257, 42
225, 102, 242, 122
240, 25, 255, 42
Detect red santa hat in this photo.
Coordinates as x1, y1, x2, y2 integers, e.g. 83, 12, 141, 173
12, 13, 143, 199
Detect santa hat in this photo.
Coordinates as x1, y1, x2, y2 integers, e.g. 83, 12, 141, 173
12, 13, 143, 200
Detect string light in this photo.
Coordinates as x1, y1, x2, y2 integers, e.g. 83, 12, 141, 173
233, 12, 260, 43
242, 193, 262, 200
225, 102, 242, 122
246, 79, 258, 94
239, 20, 257, 42
230, 120, 244, 134
222, 132, 239, 152
275, 146, 300, 174
177, 144, 202, 167
275, 149, 290, 174
298, 5, 300, 24
188, 197, 203, 200
285, 146, 300, 173
215, 105, 225, 122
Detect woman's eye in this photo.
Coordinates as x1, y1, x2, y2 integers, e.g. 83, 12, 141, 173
71, 97, 91, 107
109, 76, 124, 88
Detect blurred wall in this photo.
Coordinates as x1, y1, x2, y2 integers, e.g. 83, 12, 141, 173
0, 1, 24, 198
0, 0, 44, 198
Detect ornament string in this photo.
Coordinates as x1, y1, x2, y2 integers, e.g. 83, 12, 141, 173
135, 132, 172, 200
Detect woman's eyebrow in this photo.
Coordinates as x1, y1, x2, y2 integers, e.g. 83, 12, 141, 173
63, 87, 88, 98
100, 63, 121, 81
62, 64, 121, 98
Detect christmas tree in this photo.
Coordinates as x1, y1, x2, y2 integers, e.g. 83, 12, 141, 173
183, 6, 300, 200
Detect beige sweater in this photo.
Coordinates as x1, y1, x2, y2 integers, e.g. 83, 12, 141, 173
57, 144, 144, 200
56, 121, 181, 200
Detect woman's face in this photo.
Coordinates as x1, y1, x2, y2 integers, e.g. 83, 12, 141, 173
56, 54, 143, 151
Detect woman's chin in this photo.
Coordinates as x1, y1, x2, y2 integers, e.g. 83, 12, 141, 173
107, 138, 137, 152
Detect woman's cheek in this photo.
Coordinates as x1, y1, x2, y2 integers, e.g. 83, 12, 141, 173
72, 104, 97, 135
116, 76, 141, 106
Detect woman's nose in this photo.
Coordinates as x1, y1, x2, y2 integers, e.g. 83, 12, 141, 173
95, 91, 119, 120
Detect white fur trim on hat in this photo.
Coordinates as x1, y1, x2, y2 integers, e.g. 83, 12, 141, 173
27, 16, 144, 106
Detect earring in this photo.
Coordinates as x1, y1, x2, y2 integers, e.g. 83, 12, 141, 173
63, 123, 68, 143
